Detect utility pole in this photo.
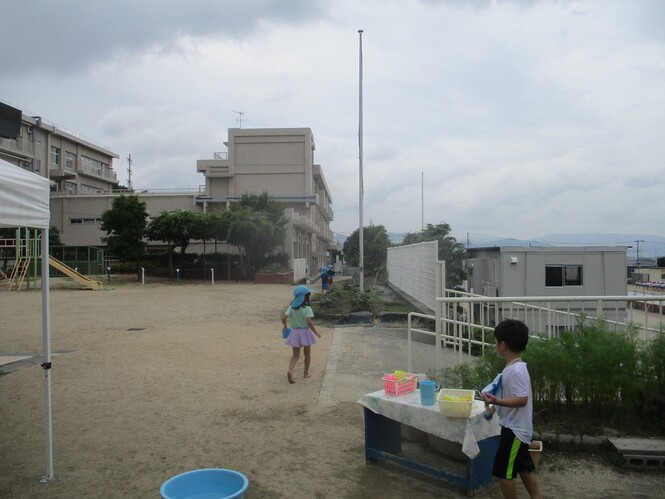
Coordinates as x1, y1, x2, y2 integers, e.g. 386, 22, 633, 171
636, 239, 645, 269
127, 154, 133, 191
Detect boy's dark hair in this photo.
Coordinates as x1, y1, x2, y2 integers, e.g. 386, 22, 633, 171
493, 319, 529, 352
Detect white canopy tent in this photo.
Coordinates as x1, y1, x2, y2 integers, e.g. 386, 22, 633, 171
0, 158, 54, 481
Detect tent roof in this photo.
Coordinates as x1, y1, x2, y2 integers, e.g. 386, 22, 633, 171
0, 158, 50, 229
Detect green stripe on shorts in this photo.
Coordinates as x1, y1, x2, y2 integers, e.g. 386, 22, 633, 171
506, 436, 522, 478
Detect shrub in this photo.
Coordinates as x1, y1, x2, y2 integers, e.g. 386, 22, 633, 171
429, 324, 665, 435
310, 276, 381, 319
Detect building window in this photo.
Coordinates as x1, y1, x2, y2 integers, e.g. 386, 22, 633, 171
70, 218, 101, 225
50, 146, 60, 166
546, 265, 583, 287
81, 156, 111, 178
65, 151, 76, 170
64, 181, 77, 192
80, 183, 104, 193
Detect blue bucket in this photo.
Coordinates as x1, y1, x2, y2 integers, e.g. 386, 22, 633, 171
160, 468, 249, 499
419, 380, 437, 406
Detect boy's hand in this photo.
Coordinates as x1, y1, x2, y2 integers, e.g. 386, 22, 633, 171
481, 391, 497, 405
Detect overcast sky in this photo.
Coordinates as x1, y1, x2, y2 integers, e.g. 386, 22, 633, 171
2, 0, 664, 244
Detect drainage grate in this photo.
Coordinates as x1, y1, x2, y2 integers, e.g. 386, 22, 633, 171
125, 328, 146, 331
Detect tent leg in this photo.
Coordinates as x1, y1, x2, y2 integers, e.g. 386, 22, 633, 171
40, 228, 54, 482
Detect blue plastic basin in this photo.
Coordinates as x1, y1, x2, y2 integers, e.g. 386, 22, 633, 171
160, 468, 249, 499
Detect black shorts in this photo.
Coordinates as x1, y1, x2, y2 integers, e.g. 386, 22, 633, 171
492, 426, 535, 479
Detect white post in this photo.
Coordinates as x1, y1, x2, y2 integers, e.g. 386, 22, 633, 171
141, 267, 145, 285
435, 261, 442, 369
211, 268, 215, 286
40, 228, 54, 481
358, 29, 365, 292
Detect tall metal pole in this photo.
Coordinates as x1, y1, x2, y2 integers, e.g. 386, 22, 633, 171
358, 29, 365, 292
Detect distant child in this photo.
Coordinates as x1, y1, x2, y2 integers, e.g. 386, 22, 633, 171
281, 285, 321, 384
481, 319, 542, 499
325, 264, 336, 288
320, 267, 330, 292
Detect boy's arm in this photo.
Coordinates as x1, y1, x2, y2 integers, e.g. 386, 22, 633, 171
483, 392, 528, 408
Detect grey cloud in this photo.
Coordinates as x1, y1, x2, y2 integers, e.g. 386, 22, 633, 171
630, 0, 665, 42
420, 0, 570, 8
0, 0, 327, 76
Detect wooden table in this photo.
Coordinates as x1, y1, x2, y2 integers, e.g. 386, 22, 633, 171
358, 390, 500, 496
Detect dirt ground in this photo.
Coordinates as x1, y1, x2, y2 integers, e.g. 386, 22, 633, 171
1, 278, 663, 498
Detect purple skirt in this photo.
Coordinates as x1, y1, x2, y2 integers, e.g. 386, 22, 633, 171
285, 328, 317, 348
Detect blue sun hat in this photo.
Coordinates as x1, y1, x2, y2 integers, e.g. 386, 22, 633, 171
292, 285, 313, 308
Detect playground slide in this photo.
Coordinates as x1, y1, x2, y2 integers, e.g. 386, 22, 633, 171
48, 256, 103, 291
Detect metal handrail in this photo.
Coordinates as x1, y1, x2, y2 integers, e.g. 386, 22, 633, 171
407, 291, 665, 371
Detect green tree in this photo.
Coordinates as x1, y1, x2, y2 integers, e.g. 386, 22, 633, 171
191, 212, 226, 265
48, 226, 64, 247
402, 222, 466, 287
100, 195, 148, 261
145, 210, 205, 275
224, 193, 288, 279
342, 224, 392, 276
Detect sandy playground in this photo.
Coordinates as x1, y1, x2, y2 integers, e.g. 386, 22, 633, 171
1, 278, 664, 498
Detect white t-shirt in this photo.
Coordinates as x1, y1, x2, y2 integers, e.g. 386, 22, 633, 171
495, 361, 533, 444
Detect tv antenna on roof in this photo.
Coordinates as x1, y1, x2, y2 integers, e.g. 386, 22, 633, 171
233, 111, 246, 128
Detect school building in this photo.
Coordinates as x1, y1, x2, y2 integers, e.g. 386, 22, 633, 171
0, 102, 336, 274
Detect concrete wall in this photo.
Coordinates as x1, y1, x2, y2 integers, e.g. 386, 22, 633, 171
50, 193, 200, 247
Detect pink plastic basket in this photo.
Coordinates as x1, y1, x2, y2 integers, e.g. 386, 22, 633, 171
382, 373, 417, 396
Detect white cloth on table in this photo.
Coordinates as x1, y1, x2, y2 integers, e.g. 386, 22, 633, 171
358, 389, 500, 459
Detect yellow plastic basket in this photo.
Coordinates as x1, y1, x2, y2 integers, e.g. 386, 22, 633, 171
437, 388, 475, 417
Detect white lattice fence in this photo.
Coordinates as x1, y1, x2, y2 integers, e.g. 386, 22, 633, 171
387, 241, 440, 312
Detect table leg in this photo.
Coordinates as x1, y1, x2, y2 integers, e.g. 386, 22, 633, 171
364, 407, 401, 461
465, 436, 499, 496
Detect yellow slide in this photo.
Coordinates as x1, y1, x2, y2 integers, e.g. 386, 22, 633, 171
48, 256, 103, 291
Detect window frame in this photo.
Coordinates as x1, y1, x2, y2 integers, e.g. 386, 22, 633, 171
545, 264, 583, 287
50, 146, 60, 166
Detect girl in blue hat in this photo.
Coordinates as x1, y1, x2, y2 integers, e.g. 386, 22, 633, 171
281, 285, 321, 384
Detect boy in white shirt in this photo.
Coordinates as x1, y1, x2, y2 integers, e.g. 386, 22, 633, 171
482, 319, 542, 499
